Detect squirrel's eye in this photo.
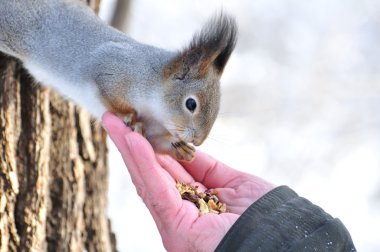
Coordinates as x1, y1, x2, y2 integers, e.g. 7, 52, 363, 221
185, 98, 197, 112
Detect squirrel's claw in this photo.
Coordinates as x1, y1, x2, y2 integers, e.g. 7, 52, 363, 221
123, 113, 135, 127
171, 141, 195, 162
123, 113, 145, 135
132, 122, 144, 135
123, 113, 193, 161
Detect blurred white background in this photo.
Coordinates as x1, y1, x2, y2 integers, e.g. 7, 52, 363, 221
99, 0, 380, 251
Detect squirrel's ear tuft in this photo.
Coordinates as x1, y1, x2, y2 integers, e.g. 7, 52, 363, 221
163, 12, 237, 80
190, 12, 237, 75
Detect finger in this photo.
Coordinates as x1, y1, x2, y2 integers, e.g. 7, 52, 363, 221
102, 112, 132, 147
156, 154, 209, 192
123, 132, 184, 221
156, 154, 194, 183
102, 112, 146, 188
180, 150, 245, 189
103, 113, 185, 224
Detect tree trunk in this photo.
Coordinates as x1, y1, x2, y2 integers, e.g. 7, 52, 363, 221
0, 0, 117, 251
111, 0, 131, 32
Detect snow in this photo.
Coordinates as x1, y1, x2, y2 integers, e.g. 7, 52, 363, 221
100, 0, 380, 251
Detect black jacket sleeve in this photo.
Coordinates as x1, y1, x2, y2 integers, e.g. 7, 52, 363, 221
215, 186, 356, 252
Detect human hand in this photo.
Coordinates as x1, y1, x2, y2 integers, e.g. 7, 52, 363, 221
102, 112, 275, 252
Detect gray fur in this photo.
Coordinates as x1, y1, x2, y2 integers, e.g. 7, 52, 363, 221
0, 0, 237, 160
0, 0, 172, 115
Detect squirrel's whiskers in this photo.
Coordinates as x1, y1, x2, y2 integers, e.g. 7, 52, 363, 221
0, 1, 237, 161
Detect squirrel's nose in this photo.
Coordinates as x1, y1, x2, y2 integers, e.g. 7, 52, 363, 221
192, 135, 204, 146
185, 129, 205, 146
193, 140, 202, 146
190, 129, 208, 146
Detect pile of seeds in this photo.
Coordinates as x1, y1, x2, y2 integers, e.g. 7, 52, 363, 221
176, 181, 227, 215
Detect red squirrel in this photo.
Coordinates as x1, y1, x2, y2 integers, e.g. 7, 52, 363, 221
0, 0, 237, 161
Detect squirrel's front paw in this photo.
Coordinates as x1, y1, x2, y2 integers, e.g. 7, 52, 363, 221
171, 141, 195, 162
123, 114, 144, 135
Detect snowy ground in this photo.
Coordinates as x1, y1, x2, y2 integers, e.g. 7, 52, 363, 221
100, 1, 380, 251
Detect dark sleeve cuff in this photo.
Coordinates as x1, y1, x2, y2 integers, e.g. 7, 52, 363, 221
215, 186, 356, 252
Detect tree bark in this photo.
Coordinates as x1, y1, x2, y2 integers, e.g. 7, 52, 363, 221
0, 0, 117, 251
111, 0, 131, 32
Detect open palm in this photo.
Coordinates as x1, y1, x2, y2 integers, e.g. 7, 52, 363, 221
102, 112, 274, 252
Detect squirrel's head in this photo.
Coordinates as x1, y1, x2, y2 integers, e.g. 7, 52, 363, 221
161, 13, 237, 146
